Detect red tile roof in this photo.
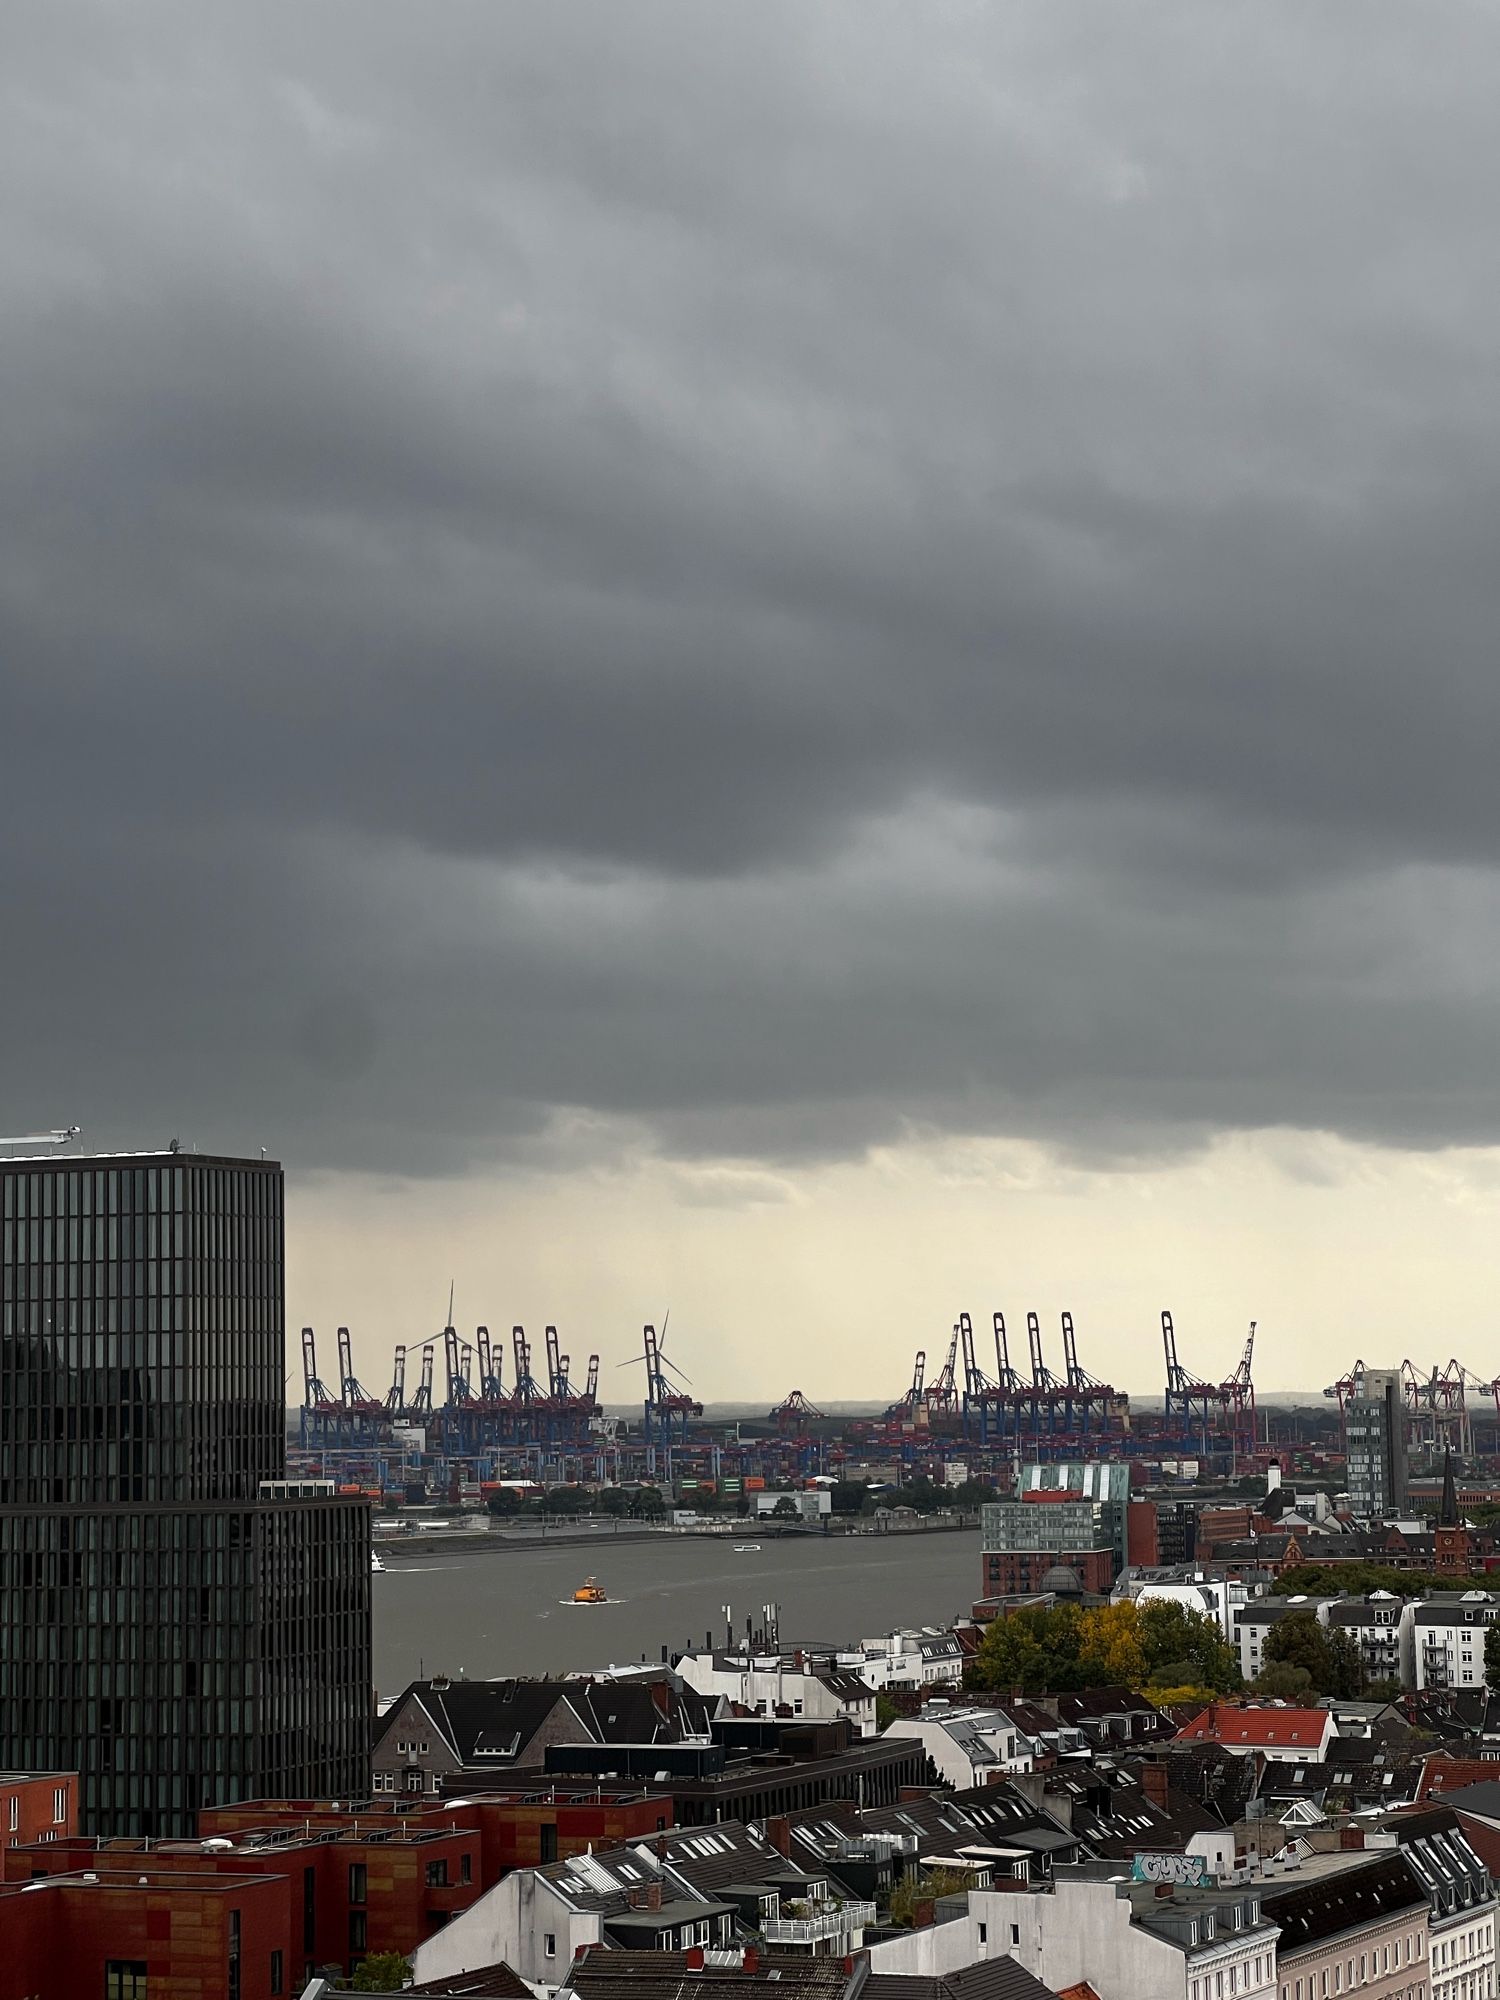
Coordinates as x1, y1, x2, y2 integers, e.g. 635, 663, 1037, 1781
1175, 1706, 1331, 1748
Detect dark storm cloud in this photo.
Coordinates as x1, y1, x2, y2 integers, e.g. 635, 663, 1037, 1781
5, 1, 1500, 1174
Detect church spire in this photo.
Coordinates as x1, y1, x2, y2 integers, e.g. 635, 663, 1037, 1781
1439, 1445, 1459, 1529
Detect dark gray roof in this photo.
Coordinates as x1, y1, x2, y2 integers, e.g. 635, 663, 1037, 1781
1421, 1781, 1500, 1821
377, 1678, 582, 1765
657, 1824, 812, 1897
603, 1899, 733, 1936
561, 1950, 853, 2000
409, 1965, 534, 1998
1263, 1854, 1427, 1951
866, 1961, 1063, 2000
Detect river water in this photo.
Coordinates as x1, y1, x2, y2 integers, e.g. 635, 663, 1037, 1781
372, 1531, 982, 1694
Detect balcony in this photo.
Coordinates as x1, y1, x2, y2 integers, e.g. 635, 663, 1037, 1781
763, 1901, 876, 1947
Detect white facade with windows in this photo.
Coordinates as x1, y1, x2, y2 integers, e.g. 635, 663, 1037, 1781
864, 1875, 1279, 2000
880, 1705, 1032, 1787
674, 1651, 877, 1735
1414, 1595, 1500, 1692
1235, 1600, 1338, 1684
1428, 1906, 1495, 2000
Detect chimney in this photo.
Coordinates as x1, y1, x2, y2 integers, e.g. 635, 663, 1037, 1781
685, 1948, 705, 1971
767, 1816, 792, 1859
1139, 1762, 1169, 1810
913, 1897, 936, 1929
742, 1947, 760, 1974
627, 1885, 647, 1909
656, 1833, 669, 1861
646, 1879, 663, 1911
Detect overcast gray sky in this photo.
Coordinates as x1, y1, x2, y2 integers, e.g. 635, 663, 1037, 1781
6, 3, 1500, 1394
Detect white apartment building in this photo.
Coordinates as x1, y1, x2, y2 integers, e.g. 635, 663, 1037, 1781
880, 1704, 1032, 1788
1371, 1810, 1498, 2000
852, 1629, 968, 1691
673, 1650, 877, 1736
1132, 1572, 1259, 1642
1325, 1593, 1415, 1690
1234, 1599, 1338, 1684
883, 1873, 1277, 2000
1414, 1595, 1500, 1692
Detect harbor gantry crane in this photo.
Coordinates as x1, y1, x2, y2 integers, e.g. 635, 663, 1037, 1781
475, 1326, 506, 1405
443, 1325, 472, 1408
991, 1312, 1028, 1442
337, 1326, 384, 1417
545, 1325, 568, 1401
1026, 1310, 1063, 1439
884, 1348, 926, 1425
770, 1388, 826, 1431
1161, 1311, 1227, 1450
298, 1326, 362, 1446
620, 1321, 702, 1447
384, 1345, 407, 1412
508, 1325, 543, 1408
958, 1312, 1002, 1443
924, 1327, 961, 1427
1325, 1357, 1475, 1459
1059, 1310, 1118, 1441
408, 1343, 435, 1416
1218, 1321, 1258, 1460
1403, 1360, 1472, 1458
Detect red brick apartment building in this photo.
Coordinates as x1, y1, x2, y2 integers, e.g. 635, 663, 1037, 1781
8, 1819, 482, 1987
0, 1774, 75, 1850
0, 1867, 285, 2000
0, 1789, 677, 1992
199, 1787, 673, 1894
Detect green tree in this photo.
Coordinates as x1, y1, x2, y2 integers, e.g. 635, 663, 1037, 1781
1485, 1624, 1500, 1695
1262, 1611, 1333, 1690
830, 1481, 869, 1515
967, 1604, 1084, 1694
1076, 1602, 1147, 1688
771, 1495, 800, 1518
1325, 1628, 1363, 1699
1252, 1659, 1315, 1700
888, 1868, 977, 1926
350, 1953, 412, 1992
1138, 1601, 1240, 1693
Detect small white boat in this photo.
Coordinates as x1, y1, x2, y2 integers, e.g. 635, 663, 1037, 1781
732, 1543, 762, 1553
371, 1550, 386, 1574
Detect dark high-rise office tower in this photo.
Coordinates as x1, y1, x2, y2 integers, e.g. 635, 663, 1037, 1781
1346, 1364, 1408, 1522
0, 1150, 370, 1835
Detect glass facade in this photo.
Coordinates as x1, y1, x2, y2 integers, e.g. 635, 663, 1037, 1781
0, 1152, 370, 1835
1, 1155, 283, 1503
1347, 1367, 1408, 1521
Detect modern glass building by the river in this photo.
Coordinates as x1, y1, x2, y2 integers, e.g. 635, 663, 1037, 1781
0, 1149, 370, 1835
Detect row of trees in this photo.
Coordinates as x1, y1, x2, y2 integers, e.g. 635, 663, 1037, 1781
965, 1596, 1433, 1705
1252, 1610, 1372, 1700
966, 1598, 1239, 1701
1269, 1564, 1500, 1598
